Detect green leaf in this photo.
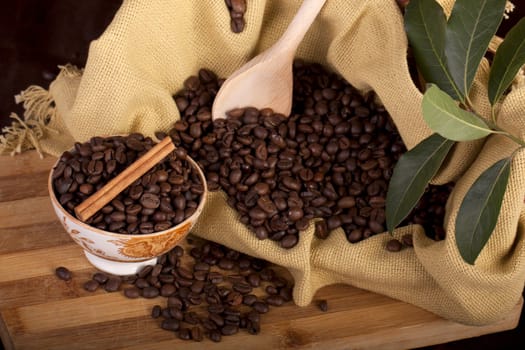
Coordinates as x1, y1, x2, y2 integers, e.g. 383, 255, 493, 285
488, 17, 525, 105
422, 85, 494, 141
386, 133, 455, 233
455, 157, 511, 264
404, 0, 463, 100
445, 0, 507, 96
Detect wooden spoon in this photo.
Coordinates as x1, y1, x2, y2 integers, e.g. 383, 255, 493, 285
212, 0, 327, 120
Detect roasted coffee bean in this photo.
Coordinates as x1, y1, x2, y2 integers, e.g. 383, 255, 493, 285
252, 301, 269, 314
151, 305, 162, 318
184, 312, 199, 325
208, 330, 222, 342
221, 324, 239, 336
386, 239, 402, 252
247, 273, 261, 287
233, 282, 252, 294
315, 220, 329, 240
266, 295, 285, 306
402, 234, 413, 247
83, 279, 99, 292
318, 299, 328, 312
55, 266, 72, 281
104, 277, 121, 292
142, 286, 160, 298
178, 328, 191, 340
230, 17, 245, 33
161, 319, 180, 331
124, 286, 141, 298
190, 326, 203, 341
242, 294, 258, 306
280, 234, 298, 249
160, 284, 176, 297
92, 272, 109, 284
169, 307, 184, 321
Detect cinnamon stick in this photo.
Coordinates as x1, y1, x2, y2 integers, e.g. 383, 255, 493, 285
74, 136, 175, 222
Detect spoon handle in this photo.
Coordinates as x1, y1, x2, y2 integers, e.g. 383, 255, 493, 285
276, 0, 327, 53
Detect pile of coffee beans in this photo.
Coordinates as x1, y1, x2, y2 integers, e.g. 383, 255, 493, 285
402, 183, 454, 241
166, 61, 454, 249
51, 134, 204, 234
79, 237, 294, 342
225, 0, 247, 33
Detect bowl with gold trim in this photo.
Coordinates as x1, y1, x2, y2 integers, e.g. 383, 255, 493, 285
48, 134, 207, 275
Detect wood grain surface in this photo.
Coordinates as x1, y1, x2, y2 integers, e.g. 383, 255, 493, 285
0, 151, 522, 350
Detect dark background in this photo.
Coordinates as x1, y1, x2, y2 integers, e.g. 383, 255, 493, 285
0, 1, 523, 349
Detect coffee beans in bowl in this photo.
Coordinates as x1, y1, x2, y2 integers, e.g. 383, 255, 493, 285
48, 134, 207, 275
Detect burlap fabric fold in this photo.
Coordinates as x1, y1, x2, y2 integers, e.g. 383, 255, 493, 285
8, 0, 525, 325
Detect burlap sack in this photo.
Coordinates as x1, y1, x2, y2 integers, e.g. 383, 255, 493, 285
5, 0, 525, 325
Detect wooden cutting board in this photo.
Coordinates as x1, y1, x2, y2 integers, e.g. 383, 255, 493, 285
0, 151, 522, 350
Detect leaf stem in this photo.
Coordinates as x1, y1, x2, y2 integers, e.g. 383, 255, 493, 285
486, 120, 525, 146
491, 106, 497, 124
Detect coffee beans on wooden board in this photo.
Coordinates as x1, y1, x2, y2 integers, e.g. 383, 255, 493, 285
166, 61, 454, 249
51, 134, 204, 234
74, 237, 301, 342
225, 0, 247, 33
55, 266, 72, 281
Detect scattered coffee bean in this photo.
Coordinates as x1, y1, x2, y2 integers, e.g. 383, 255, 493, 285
104, 276, 122, 292
221, 324, 239, 336
151, 305, 162, 318
225, 0, 247, 33
124, 286, 141, 298
161, 319, 180, 331
317, 299, 328, 312
208, 329, 222, 342
178, 328, 191, 340
93, 272, 109, 284
55, 266, 72, 281
386, 239, 402, 252
401, 234, 413, 247
191, 326, 203, 341
83, 279, 99, 292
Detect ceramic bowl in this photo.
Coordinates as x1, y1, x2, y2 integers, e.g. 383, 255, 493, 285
48, 148, 207, 275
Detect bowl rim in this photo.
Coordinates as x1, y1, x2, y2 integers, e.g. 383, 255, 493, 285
48, 144, 208, 239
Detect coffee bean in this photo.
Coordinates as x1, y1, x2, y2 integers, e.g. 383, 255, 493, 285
161, 319, 180, 331
208, 330, 222, 342
252, 301, 269, 314
191, 326, 203, 341
318, 299, 328, 312
243, 294, 258, 306
151, 305, 162, 318
386, 239, 402, 252
124, 286, 141, 298
314, 220, 329, 240
402, 234, 413, 247
280, 234, 298, 249
178, 328, 191, 340
233, 282, 252, 294
266, 295, 285, 306
209, 313, 225, 327
230, 17, 245, 33
221, 324, 239, 336
104, 277, 121, 292
83, 279, 99, 292
55, 266, 72, 281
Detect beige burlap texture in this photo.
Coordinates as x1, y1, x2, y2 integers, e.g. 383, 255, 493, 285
10, 0, 525, 325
